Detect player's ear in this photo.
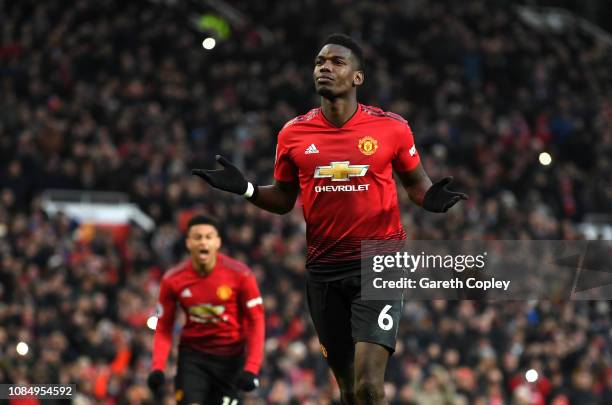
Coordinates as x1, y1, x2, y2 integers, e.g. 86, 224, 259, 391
353, 71, 364, 87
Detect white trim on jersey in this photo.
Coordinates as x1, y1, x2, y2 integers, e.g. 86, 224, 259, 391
246, 296, 263, 308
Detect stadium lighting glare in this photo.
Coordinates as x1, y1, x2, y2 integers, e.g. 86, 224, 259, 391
147, 316, 158, 330
16, 342, 29, 356
539, 152, 552, 166
202, 37, 216, 50
525, 369, 539, 382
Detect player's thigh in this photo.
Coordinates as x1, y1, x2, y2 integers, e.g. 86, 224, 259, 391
306, 278, 355, 376
354, 341, 390, 384
175, 348, 211, 405
349, 279, 403, 354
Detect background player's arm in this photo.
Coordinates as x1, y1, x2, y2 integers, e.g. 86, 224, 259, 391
240, 274, 265, 374
151, 277, 177, 371
396, 163, 432, 206
249, 179, 299, 215
235, 272, 265, 391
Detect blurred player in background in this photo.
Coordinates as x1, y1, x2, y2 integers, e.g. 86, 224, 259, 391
148, 215, 265, 405
192, 34, 466, 404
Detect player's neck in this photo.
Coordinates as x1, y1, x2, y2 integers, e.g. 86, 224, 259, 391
320, 97, 358, 128
193, 256, 216, 275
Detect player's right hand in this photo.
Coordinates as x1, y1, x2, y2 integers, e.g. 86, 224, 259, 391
147, 369, 165, 396
192, 155, 248, 195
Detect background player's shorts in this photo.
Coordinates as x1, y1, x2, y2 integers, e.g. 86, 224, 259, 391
306, 275, 403, 372
175, 346, 243, 405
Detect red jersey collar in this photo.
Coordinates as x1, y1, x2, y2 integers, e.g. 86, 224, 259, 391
189, 254, 221, 277
319, 103, 362, 129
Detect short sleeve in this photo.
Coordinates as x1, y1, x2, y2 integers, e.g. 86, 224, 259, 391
392, 123, 421, 172
273, 129, 298, 182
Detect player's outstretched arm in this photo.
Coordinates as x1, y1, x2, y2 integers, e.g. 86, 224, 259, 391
397, 163, 468, 213
250, 180, 299, 215
192, 155, 299, 215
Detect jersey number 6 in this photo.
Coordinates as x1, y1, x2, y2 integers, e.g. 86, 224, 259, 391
378, 305, 393, 331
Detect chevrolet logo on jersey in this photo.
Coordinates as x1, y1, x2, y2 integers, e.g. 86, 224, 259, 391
314, 161, 369, 181
188, 304, 227, 323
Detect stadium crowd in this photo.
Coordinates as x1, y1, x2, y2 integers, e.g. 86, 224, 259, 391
1, 0, 611, 403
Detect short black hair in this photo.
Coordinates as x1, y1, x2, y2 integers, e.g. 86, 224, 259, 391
187, 215, 220, 234
321, 33, 364, 71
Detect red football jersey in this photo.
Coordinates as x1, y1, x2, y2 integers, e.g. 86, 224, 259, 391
274, 104, 420, 278
151, 253, 264, 374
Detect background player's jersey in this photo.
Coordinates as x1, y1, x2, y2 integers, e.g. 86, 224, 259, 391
152, 254, 264, 373
274, 104, 420, 279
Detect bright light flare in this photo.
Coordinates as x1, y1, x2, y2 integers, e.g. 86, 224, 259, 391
16, 342, 29, 356
202, 37, 216, 50
539, 152, 552, 166
525, 369, 539, 382
147, 316, 158, 330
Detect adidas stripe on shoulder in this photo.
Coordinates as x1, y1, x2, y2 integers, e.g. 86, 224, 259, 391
361, 105, 408, 124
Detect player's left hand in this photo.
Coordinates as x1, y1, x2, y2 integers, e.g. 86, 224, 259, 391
235, 370, 259, 391
147, 369, 165, 397
423, 177, 468, 213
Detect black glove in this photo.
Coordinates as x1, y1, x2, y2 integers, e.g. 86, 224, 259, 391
235, 370, 259, 391
147, 369, 165, 396
192, 155, 249, 195
423, 177, 468, 213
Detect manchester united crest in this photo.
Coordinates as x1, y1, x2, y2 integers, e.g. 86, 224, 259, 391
216, 285, 233, 300
358, 136, 378, 156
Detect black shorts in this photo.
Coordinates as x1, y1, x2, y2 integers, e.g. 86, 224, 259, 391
306, 275, 403, 372
175, 346, 244, 405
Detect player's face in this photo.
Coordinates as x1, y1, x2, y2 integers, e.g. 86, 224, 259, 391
186, 224, 221, 269
314, 44, 363, 99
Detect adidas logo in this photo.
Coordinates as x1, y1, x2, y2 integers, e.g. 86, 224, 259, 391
180, 288, 192, 298
305, 144, 319, 154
